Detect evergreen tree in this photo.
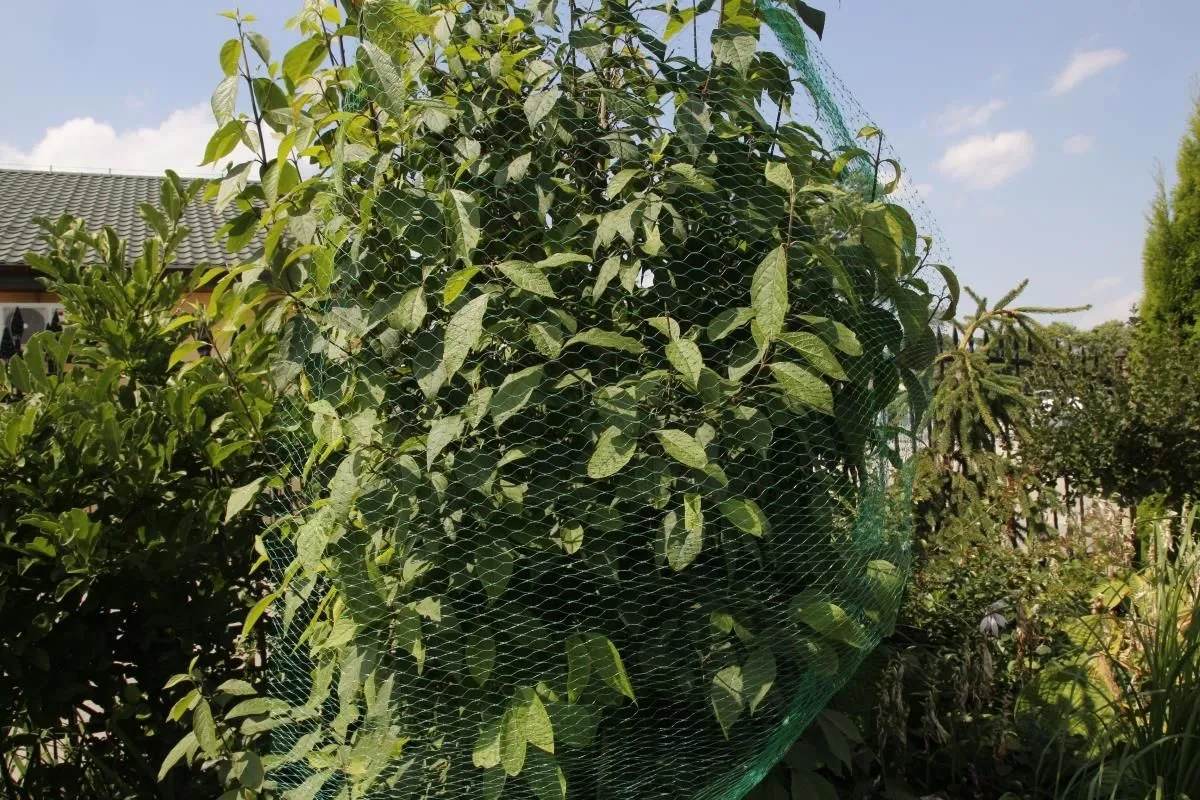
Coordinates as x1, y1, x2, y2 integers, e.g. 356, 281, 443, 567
1142, 96, 1200, 336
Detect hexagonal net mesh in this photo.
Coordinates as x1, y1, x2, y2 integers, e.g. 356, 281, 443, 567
256, 1, 949, 798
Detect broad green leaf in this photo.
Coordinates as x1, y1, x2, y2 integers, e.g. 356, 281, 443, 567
536, 252, 591, 269
710, 664, 745, 738
862, 203, 917, 277
443, 266, 479, 305
442, 293, 489, 380
566, 328, 645, 354
718, 497, 769, 537
744, 645, 776, 714
524, 87, 561, 130
764, 160, 793, 192
491, 365, 544, 429
528, 322, 563, 359
548, 703, 599, 748
587, 426, 637, 480
496, 260, 557, 298
566, 635, 591, 703
932, 262, 960, 319
202, 120, 246, 165
676, 96, 712, 158
192, 700, 220, 756
211, 75, 239, 125
524, 750, 567, 800
665, 338, 703, 388
246, 31, 271, 64
466, 627, 496, 686
768, 362, 833, 415
665, 7, 697, 40
282, 38, 326, 86
707, 307, 756, 342
559, 521, 584, 555
219, 38, 243, 77
426, 415, 463, 469
389, 287, 427, 333
750, 245, 787, 341
606, 168, 644, 200
157, 731, 199, 780
483, 768, 507, 800
711, 26, 757, 75
778, 332, 847, 380
224, 477, 265, 523
798, 315, 864, 357
446, 189, 481, 263
653, 428, 708, 470
667, 494, 704, 571
477, 540, 513, 602
474, 715, 503, 769
791, 589, 871, 648
517, 688, 555, 753
501, 705, 528, 776
587, 634, 635, 702
357, 41, 408, 119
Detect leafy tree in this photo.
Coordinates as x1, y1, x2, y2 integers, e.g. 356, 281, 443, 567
166, 0, 957, 797
0, 173, 279, 798
1142, 94, 1200, 337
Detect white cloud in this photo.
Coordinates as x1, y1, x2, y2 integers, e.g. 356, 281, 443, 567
936, 131, 1035, 189
931, 99, 1007, 135
1063, 134, 1094, 156
1050, 48, 1127, 95
1076, 290, 1140, 328
1083, 275, 1121, 295
0, 105, 255, 176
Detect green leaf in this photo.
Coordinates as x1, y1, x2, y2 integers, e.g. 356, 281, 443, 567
711, 26, 758, 75
474, 715, 503, 769
389, 286, 427, 333
477, 540, 514, 603
862, 203, 917, 277
483, 768, 507, 800
786, 0, 826, 38
666, 495, 704, 571
606, 168, 644, 200
445, 189, 481, 264
718, 497, 769, 537
751, 245, 788, 341
798, 315, 864, 356
357, 41, 408, 119
491, 365, 544, 429
501, 705, 528, 776
665, 338, 703, 388
676, 96, 712, 158
528, 322, 563, 359
548, 703, 599, 748
778, 332, 847, 380
536, 252, 591, 269
710, 664, 745, 738
791, 589, 871, 648
587, 425, 637, 479
157, 731, 199, 780
246, 31, 271, 65
496, 261, 557, 298
559, 522, 584, 555
566, 329, 645, 354
192, 700, 220, 756
768, 362, 833, 415
525, 750, 568, 800
524, 87, 561, 130
744, 645, 776, 714
224, 477, 265, 523
220, 38, 243, 77
202, 120, 246, 165
282, 38, 327, 85
707, 307, 756, 342
211, 75, 239, 125
442, 293, 489, 381
933, 263, 960, 319
566, 635, 591, 703
443, 266, 480, 305
587, 634, 636, 702
517, 688, 555, 753
426, 415, 464, 469
653, 428, 708, 469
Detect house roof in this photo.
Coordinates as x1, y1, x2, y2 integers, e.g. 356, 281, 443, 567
0, 168, 259, 290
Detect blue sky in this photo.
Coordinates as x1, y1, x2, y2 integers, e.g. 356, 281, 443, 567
2, 0, 1198, 327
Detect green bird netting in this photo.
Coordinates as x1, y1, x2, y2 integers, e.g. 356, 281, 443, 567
256, 0, 952, 797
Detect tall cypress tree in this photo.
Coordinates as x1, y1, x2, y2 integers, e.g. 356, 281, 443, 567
1142, 97, 1200, 336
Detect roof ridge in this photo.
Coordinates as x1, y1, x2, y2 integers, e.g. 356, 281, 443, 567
0, 164, 220, 180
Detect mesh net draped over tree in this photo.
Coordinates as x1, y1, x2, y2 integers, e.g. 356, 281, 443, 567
257, 0, 953, 797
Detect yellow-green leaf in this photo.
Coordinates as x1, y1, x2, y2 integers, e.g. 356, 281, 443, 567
653, 428, 708, 470
718, 497, 769, 537
587, 426, 637, 479
496, 260, 557, 298
768, 362, 833, 415
750, 244, 787, 341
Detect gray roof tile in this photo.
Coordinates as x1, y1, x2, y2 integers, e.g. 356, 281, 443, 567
0, 167, 260, 268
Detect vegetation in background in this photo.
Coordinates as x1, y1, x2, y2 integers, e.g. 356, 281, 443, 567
0, 173, 281, 798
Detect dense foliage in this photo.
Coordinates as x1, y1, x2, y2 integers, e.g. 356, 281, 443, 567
160, 0, 954, 797
0, 174, 280, 798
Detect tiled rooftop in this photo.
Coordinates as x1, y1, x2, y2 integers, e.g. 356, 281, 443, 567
0, 167, 259, 268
